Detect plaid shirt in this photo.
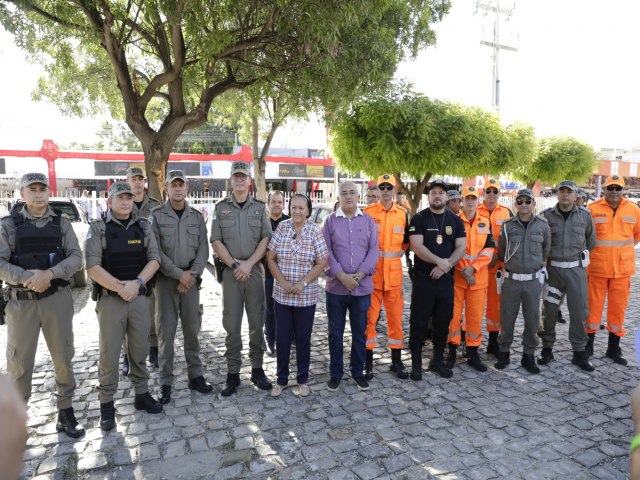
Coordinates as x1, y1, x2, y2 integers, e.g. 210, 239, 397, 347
267, 219, 328, 307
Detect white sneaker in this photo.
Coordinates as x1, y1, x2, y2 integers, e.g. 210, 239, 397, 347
271, 384, 286, 397
295, 384, 310, 397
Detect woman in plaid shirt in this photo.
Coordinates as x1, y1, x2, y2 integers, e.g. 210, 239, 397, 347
266, 194, 328, 397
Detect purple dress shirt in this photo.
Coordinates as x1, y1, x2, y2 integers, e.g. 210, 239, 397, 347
322, 207, 379, 296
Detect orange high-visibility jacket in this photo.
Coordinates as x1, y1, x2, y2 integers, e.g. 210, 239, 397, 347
364, 202, 409, 291
477, 202, 513, 256
454, 211, 495, 290
587, 198, 640, 278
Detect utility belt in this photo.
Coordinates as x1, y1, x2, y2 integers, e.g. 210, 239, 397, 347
503, 268, 545, 282
548, 250, 590, 269
5, 284, 63, 301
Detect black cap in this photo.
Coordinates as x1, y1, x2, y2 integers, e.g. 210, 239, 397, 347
429, 179, 447, 192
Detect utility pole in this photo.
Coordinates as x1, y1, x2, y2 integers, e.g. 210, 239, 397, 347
477, 1, 518, 114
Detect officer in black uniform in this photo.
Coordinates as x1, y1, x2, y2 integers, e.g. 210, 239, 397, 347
85, 182, 163, 430
408, 180, 466, 379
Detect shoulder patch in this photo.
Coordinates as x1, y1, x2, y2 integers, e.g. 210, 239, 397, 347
478, 222, 486, 228
409, 225, 416, 232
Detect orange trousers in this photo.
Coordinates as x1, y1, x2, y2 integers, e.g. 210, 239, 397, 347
366, 287, 404, 350
485, 265, 501, 332
448, 286, 487, 347
586, 275, 630, 337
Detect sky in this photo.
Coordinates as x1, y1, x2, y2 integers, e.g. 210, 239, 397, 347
1, 0, 640, 163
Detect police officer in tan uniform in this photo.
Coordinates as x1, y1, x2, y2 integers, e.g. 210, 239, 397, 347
85, 182, 163, 430
153, 171, 212, 404
538, 180, 596, 371
495, 188, 551, 374
122, 167, 162, 372
0, 173, 85, 438
211, 162, 273, 396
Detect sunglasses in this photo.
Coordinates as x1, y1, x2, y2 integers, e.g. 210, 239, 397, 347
378, 184, 394, 191
606, 185, 623, 192
485, 188, 499, 194
516, 199, 532, 205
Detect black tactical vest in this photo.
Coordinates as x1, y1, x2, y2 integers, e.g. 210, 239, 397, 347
11, 212, 66, 270
102, 220, 147, 281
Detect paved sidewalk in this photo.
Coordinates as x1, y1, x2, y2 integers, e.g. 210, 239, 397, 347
1, 258, 639, 479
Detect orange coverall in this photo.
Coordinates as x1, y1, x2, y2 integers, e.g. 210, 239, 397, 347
448, 212, 495, 347
364, 202, 409, 350
586, 198, 640, 337
476, 202, 512, 332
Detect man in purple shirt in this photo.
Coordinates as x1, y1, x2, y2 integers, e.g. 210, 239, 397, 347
323, 181, 379, 392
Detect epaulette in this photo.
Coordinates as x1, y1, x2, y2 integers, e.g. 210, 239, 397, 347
536, 214, 549, 223
90, 218, 103, 224
540, 207, 554, 215
190, 208, 203, 217
578, 206, 590, 213
252, 197, 266, 205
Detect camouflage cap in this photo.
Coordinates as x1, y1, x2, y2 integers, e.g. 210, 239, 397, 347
557, 180, 577, 191
577, 189, 587, 198
516, 188, 535, 200
447, 190, 462, 201
230, 161, 251, 176
127, 166, 145, 178
109, 181, 133, 198
20, 172, 49, 189
166, 170, 186, 184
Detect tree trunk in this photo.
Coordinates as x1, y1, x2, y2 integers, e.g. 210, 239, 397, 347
251, 114, 267, 201
142, 141, 171, 201
395, 173, 432, 217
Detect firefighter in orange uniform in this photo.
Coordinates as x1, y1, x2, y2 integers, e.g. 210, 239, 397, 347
585, 175, 640, 365
477, 179, 512, 355
364, 174, 410, 380
445, 186, 494, 372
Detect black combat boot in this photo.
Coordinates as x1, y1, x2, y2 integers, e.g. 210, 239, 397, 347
410, 348, 422, 381
56, 407, 86, 439
585, 333, 595, 357
100, 401, 116, 431
221, 373, 241, 397
389, 349, 409, 379
606, 332, 628, 366
188, 376, 214, 394
571, 351, 595, 372
365, 350, 374, 380
159, 385, 172, 404
494, 351, 510, 370
486, 331, 499, 356
428, 345, 453, 378
537, 347, 554, 365
557, 309, 566, 324
521, 354, 540, 374
444, 343, 457, 369
250, 368, 273, 390
466, 346, 488, 372
148, 346, 159, 368
134, 392, 163, 413
121, 354, 129, 376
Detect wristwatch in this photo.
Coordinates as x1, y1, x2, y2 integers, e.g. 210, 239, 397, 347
136, 277, 144, 287
231, 261, 240, 270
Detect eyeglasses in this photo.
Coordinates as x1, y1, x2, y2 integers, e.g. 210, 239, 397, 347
516, 199, 532, 205
485, 189, 499, 194
378, 184, 394, 191
606, 185, 623, 192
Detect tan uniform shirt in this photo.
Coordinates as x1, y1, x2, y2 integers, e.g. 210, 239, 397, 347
541, 205, 596, 262
133, 194, 161, 223
0, 207, 82, 285
210, 195, 272, 260
84, 210, 160, 271
498, 215, 551, 274
152, 202, 209, 279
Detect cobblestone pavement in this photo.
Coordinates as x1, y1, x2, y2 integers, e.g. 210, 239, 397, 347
1, 255, 639, 480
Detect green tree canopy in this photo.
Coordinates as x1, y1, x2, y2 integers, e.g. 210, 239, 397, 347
1, 0, 449, 199
330, 93, 536, 214
512, 136, 598, 189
